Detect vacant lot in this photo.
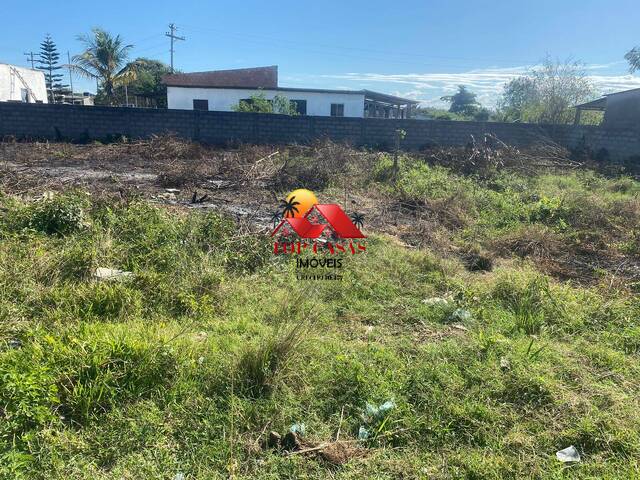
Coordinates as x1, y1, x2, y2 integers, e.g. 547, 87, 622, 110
1, 137, 640, 479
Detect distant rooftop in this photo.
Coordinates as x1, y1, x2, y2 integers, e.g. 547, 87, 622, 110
163, 66, 278, 89
575, 87, 640, 110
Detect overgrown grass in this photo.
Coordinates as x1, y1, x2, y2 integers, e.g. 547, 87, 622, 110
1, 153, 640, 478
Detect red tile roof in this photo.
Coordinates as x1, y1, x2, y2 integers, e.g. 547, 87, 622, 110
162, 66, 278, 88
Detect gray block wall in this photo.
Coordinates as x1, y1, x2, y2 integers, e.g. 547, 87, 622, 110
1, 102, 639, 161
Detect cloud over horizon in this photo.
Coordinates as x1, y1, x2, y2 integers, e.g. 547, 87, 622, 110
284, 62, 640, 109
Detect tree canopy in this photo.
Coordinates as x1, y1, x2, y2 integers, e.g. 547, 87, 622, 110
498, 57, 596, 124
232, 93, 298, 115
440, 85, 481, 116
72, 28, 143, 106
112, 58, 172, 107
37, 34, 68, 103
625, 46, 640, 73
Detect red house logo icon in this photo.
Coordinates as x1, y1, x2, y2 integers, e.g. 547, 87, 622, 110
271, 204, 365, 239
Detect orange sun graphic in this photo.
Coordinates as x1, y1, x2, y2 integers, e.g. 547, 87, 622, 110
282, 189, 318, 218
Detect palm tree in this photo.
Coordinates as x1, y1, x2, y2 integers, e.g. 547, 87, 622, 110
270, 210, 283, 228
71, 28, 142, 106
350, 212, 365, 230
280, 196, 301, 218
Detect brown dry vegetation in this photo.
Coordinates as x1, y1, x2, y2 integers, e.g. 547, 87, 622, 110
1, 134, 639, 288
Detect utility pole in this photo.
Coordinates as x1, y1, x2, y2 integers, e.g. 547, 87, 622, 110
24, 51, 36, 69
67, 51, 74, 104
165, 23, 185, 73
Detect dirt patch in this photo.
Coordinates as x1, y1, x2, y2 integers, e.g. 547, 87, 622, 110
264, 431, 366, 465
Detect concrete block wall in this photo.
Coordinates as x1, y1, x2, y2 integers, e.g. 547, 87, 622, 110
1, 102, 639, 161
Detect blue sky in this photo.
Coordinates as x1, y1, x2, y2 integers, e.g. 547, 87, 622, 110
2, 0, 640, 107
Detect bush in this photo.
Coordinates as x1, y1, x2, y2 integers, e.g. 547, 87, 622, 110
0, 358, 58, 447
24, 195, 88, 236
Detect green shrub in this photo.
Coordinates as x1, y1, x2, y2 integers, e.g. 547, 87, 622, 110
0, 357, 59, 446
23, 195, 88, 236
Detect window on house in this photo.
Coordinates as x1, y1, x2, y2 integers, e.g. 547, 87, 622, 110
193, 99, 209, 111
330, 103, 344, 117
292, 100, 307, 115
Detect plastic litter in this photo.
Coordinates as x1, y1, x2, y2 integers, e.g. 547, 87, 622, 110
357, 400, 396, 440
174, 473, 185, 480
290, 423, 306, 436
94, 267, 133, 280
364, 400, 396, 421
556, 445, 581, 463
357, 426, 370, 440
500, 357, 511, 370
422, 297, 449, 307
449, 308, 472, 322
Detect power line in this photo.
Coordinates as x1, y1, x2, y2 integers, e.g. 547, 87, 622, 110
180, 24, 540, 69
24, 51, 36, 69
165, 23, 185, 73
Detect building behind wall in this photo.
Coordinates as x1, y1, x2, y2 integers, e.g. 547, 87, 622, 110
574, 88, 640, 128
163, 65, 418, 118
0, 64, 48, 104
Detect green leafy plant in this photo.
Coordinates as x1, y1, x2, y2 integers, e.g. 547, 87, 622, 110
232, 92, 298, 115
25, 195, 87, 236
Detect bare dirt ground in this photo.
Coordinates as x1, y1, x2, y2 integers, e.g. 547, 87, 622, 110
0, 138, 403, 236
0, 138, 281, 228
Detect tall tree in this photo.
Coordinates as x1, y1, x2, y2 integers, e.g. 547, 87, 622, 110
71, 28, 141, 106
113, 58, 172, 107
36, 34, 68, 103
625, 46, 640, 73
440, 85, 481, 116
498, 57, 595, 124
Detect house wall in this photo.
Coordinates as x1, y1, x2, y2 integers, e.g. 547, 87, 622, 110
604, 90, 640, 129
1, 103, 639, 162
0, 64, 48, 103
167, 86, 365, 117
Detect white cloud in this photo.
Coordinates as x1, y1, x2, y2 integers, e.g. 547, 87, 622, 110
295, 63, 640, 108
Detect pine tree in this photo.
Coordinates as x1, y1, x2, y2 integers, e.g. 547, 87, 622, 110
37, 34, 69, 103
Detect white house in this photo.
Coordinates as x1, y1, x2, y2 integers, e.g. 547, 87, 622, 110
163, 66, 417, 118
0, 63, 48, 103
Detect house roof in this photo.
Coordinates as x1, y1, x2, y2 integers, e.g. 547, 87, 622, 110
606, 87, 640, 97
162, 66, 278, 88
364, 90, 420, 105
575, 87, 640, 110
575, 97, 607, 110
